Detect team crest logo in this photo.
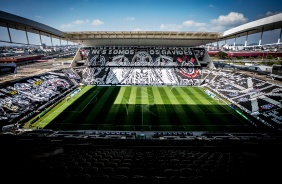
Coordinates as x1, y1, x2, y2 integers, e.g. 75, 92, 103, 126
176, 56, 199, 79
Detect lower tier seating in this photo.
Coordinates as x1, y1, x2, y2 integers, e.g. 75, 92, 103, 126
1, 136, 282, 184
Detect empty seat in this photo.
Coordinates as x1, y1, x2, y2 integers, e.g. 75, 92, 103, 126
91, 174, 109, 183
70, 173, 90, 184
99, 166, 115, 175
111, 175, 129, 183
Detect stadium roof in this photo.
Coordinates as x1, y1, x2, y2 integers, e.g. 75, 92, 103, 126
0, 10, 66, 41
220, 13, 282, 41
64, 31, 221, 47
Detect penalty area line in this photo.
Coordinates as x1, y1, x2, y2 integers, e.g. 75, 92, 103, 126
79, 91, 100, 113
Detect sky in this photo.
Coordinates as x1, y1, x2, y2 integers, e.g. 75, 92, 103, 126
0, 0, 282, 46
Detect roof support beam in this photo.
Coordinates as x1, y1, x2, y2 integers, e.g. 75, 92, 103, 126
25, 27, 29, 45
6, 23, 12, 43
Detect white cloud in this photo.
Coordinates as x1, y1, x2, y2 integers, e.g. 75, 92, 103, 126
256, 11, 282, 19
35, 15, 42, 19
158, 12, 248, 32
60, 24, 73, 29
196, 27, 208, 32
160, 24, 182, 31
266, 11, 275, 16
208, 25, 226, 32
160, 21, 206, 32
133, 28, 142, 31
60, 19, 104, 30
73, 19, 90, 25
208, 4, 214, 8
125, 17, 135, 21
210, 12, 248, 27
91, 19, 104, 26
182, 20, 206, 27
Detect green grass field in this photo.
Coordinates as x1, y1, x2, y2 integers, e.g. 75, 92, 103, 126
34, 86, 255, 132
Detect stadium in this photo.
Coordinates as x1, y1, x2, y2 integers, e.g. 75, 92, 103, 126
1, 9, 282, 184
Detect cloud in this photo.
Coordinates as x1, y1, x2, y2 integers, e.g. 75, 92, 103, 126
91, 19, 104, 26
159, 12, 247, 32
159, 12, 248, 32
73, 19, 90, 25
207, 25, 226, 32
60, 24, 73, 29
210, 12, 248, 27
265, 11, 276, 16
60, 19, 104, 29
125, 17, 135, 21
35, 15, 42, 19
182, 20, 206, 27
160, 24, 183, 31
133, 28, 142, 31
257, 11, 282, 19
160, 22, 206, 32
208, 4, 214, 8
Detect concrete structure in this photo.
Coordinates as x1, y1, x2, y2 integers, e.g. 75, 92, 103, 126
220, 13, 282, 47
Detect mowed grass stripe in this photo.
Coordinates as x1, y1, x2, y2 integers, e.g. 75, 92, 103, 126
130, 86, 138, 104
186, 87, 230, 131
133, 87, 143, 126
151, 87, 170, 125
178, 87, 197, 105
189, 87, 220, 114
68, 86, 109, 127
190, 87, 224, 114
178, 87, 211, 127
140, 87, 152, 127
103, 87, 126, 124
103, 87, 127, 125
195, 87, 232, 114
158, 87, 182, 125
183, 87, 213, 124
186, 87, 246, 131
177, 87, 200, 113
66, 86, 98, 113
114, 87, 133, 126
93, 87, 122, 128
191, 87, 212, 104
146, 86, 160, 127
162, 87, 190, 126
31, 86, 93, 128
53, 86, 99, 124
114, 86, 126, 104
124, 87, 136, 126
190, 87, 240, 125
147, 87, 155, 104
140, 87, 150, 104
171, 87, 195, 128
84, 86, 117, 123
44, 86, 100, 129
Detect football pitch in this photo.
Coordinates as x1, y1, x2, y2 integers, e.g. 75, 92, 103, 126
38, 86, 254, 132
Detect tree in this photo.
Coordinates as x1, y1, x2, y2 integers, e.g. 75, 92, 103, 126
266, 54, 273, 60
217, 51, 228, 59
